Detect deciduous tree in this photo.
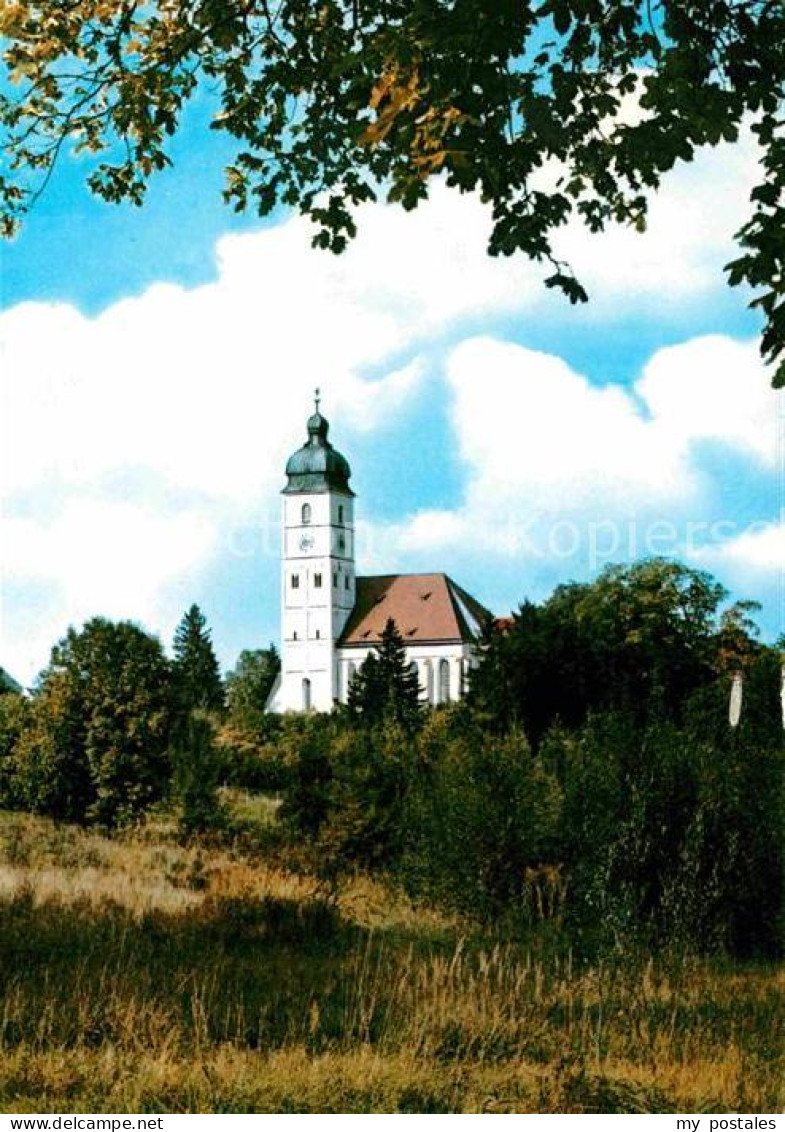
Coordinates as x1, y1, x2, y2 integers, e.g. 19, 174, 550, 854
27, 618, 175, 827
470, 558, 735, 742
225, 645, 280, 733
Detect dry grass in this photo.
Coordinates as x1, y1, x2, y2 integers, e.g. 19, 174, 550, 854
0, 809, 783, 1114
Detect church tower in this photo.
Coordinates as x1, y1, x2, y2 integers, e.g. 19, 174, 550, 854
268, 392, 356, 712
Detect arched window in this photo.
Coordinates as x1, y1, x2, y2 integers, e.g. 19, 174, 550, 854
409, 661, 421, 700
438, 659, 450, 704
424, 660, 434, 705
302, 678, 312, 711
301, 502, 312, 525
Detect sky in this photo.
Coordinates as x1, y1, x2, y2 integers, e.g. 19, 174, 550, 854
1, 93, 783, 685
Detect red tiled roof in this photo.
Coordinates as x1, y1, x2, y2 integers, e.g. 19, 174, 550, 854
339, 573, 490, 647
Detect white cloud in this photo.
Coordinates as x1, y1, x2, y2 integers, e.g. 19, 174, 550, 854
383, 334, 780, 579
4, 501, 216, 623
553, 133, 761, 308
638, 336, 779, 468
699, 519, 785, 575
1, 501, 218, 684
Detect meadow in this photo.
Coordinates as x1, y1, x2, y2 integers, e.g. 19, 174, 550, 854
1, 800, 783, 1115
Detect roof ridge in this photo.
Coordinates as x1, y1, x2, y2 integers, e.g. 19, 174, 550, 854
356, 571, 446, 581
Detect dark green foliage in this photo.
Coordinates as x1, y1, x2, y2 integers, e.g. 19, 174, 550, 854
3, 1, 784, 384
10, 675, 96, 824
225, 646, 280, 734
400, 709, 563, 922
278, 717, 336, 841
173, 713, 226, 839
319, 719, 412, 875
347, 618, 421, 730
16, 618, 175, 828
560, 713, 785, 957
0, 693, 31, 809
215, 724, 290, 793
217, 647, 284, 792
470, 559, 734, 745
280, 714, 414, 883
0, 667, 23, 695
172, 605, 225, 715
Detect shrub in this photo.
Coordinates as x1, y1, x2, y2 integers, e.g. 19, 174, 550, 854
561, 713, 785, 957
400, 709, 563, 922
0, 693, 32, 810
215, 724, 291, 792
172, 713, 227, 839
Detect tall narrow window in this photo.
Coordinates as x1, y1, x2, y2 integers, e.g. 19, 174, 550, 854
344, 574, 350, 590
301, 503, 312, 525
291, 573, 300, 589
424, 660, 434, 705
338, 504, 344, 524
302, 678, 312, 711
333, 572, 338, 587
438, 658, 450, 704
315, 629, 321, 640
314, 572, 322, 588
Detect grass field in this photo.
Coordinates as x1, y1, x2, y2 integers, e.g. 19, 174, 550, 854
0, 803, 783, 1114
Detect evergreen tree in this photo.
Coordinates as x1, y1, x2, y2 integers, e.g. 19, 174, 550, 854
348, 618, 421, 730
172, 605, 224, 715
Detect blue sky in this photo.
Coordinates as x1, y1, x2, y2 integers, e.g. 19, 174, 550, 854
2, 105, 782, 684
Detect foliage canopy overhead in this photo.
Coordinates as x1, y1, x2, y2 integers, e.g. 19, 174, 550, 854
2, 1, 784, 385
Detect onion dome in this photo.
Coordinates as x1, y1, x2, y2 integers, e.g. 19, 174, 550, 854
283, 390, 354, 495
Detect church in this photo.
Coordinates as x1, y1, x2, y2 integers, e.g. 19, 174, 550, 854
266, 396, 491, 713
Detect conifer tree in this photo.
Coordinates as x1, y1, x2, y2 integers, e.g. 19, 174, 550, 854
172, 605, 224, 715
348, 618, 421, 730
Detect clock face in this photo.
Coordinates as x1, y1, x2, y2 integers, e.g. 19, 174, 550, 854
299, 534, 315, 552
